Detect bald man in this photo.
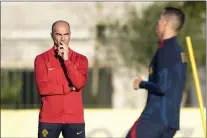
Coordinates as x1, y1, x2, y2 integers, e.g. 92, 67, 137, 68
34, 20, 88, 138
126, 7, 187, 138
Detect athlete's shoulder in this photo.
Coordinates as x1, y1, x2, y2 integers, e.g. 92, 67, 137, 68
176, 42, 184, 51
174, 43, 188, 64
71, 49, 88, 61
34, 48, 52, 62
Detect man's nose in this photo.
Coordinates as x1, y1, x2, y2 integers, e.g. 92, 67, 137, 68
61, 35, 65, 41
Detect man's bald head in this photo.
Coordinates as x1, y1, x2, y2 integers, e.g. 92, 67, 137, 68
51, 20, 70, 34
162, 7, 185, 32
51, 20, 71, 47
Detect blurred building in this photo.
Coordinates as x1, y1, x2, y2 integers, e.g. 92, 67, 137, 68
1, 2, 154, 109
1, 2, 205, 109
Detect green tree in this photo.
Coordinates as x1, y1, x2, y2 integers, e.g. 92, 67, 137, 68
102, 2, 206, 90
1, 70, 22, 108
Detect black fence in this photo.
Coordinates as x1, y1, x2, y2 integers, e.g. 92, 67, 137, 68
1, 68, 113, 109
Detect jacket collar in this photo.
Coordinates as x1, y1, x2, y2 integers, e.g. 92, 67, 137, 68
158, 36, 177, 48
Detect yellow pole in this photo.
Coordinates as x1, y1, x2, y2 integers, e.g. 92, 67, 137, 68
185, 36, 206, 137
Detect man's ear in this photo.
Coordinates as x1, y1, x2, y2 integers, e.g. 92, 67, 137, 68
163, 15, 171, 27
163, 19, 169, 28
50, 33, 54, 40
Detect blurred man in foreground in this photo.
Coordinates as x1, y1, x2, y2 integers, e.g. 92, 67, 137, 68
34, 20, 88, 138
126, 7, 187, 138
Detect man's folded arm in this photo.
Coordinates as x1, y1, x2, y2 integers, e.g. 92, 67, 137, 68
34, 56, 68, 96
64, 56, 88, 91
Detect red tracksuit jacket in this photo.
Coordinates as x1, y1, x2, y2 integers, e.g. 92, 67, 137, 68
34, 46, 88, 123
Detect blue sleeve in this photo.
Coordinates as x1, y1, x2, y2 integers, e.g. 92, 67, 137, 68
139, 49, 174, 95
139, 80, 164, 94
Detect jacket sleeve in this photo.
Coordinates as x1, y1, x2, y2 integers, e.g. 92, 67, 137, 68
64, 55, 88, 90
34, 56, 69, 96
139, 50, 174, 95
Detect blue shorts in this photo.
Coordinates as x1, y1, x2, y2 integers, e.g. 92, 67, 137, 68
126, 118, 177, 138
38, 122, 85, 138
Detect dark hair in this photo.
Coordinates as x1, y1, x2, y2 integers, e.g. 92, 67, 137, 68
163, 6, 185, 31
51, 20, 70, 34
